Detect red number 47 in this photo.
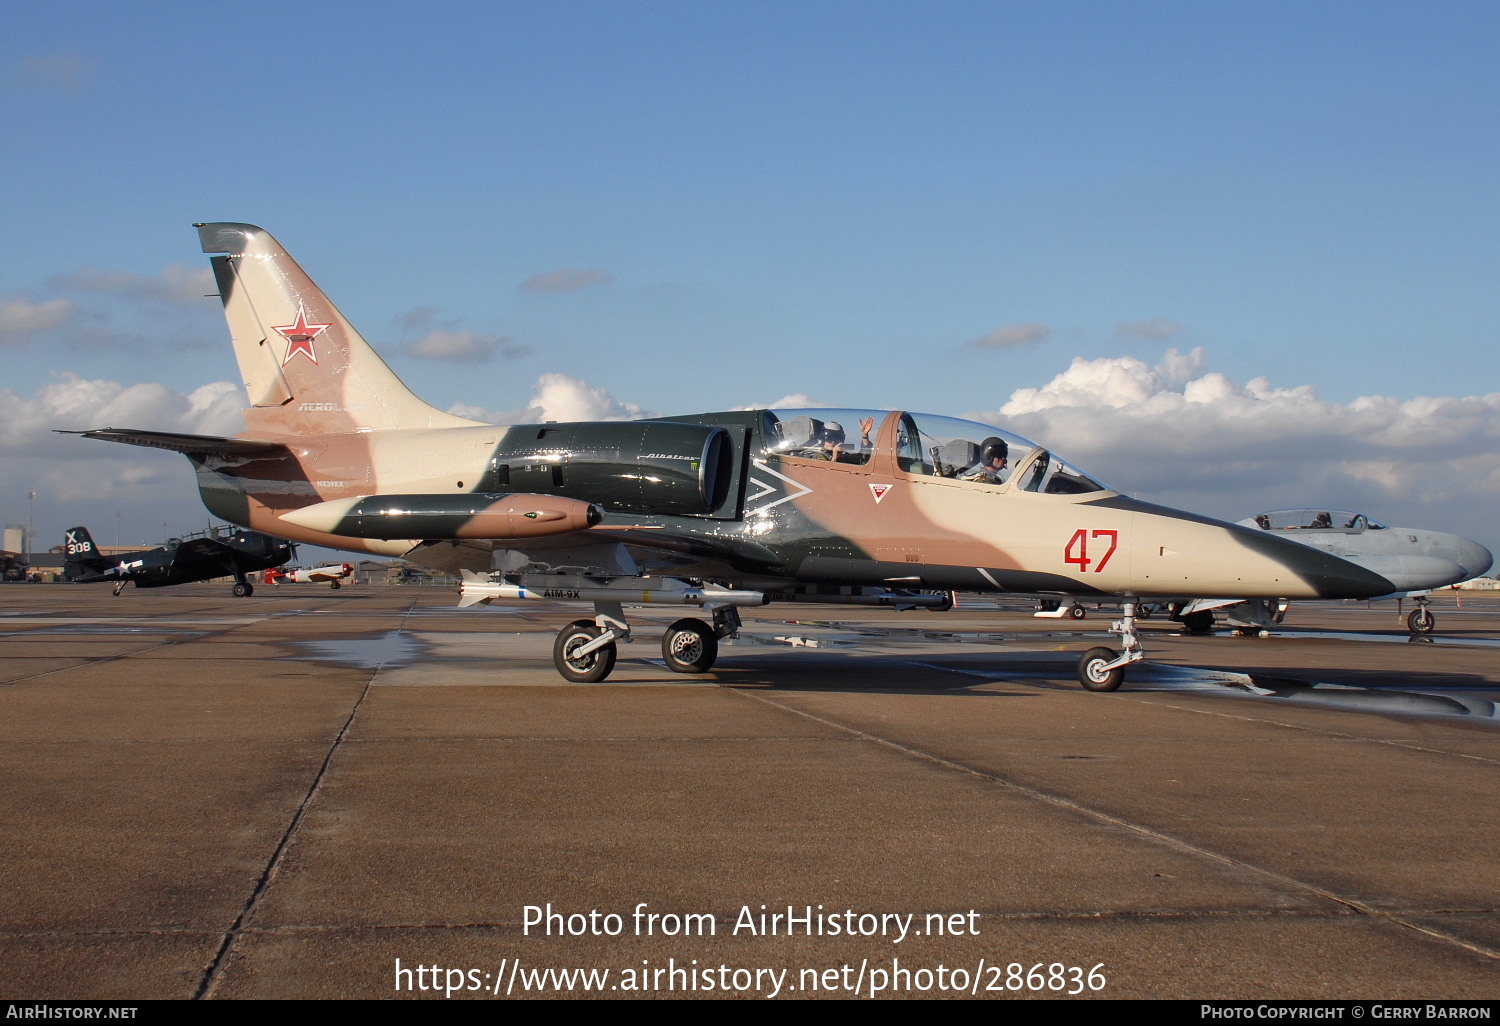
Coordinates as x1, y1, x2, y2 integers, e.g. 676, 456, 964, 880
1065, 529, 1118, 574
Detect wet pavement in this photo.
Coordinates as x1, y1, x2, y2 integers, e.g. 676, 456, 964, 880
0, 582, 1496, 999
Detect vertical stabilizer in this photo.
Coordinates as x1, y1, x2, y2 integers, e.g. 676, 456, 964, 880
62, 526, 107, 580
195, 223, 482, 435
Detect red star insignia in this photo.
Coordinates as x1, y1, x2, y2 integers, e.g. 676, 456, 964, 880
272, 302, 332, 366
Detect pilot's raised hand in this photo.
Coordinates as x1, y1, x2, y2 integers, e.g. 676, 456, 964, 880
859, 417, 874, 444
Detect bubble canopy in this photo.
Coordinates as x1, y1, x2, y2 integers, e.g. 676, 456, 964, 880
1244, 509, 1388, 532
764, 409, 1107, 494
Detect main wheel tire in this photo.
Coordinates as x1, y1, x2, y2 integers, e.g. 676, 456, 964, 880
1078, 646, 1125, 691
553, 621, 617, 683
1181, 610, 1215, 635
1137, 605, 1152, 620
232, 581, 252, 598
330, 580, 342, 590
662, 618, 718, 673
1068, 605, 1087, 620
1407, 608, 1435, 635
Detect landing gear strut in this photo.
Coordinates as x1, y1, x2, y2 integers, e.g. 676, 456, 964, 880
1076, 599, 1145, 692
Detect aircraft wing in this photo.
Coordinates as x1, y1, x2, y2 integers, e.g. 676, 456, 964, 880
55, 428, 289, 458
405, 527, 766, 582
176, 537, 241, 561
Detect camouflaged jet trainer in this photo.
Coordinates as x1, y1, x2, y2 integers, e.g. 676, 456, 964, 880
67, 223, 1398, 689
60, 524, 292, 597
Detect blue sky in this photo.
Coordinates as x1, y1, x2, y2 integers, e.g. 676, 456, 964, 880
3, 2, 1499, 554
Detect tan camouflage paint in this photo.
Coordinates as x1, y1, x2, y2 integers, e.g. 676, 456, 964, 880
85, 223, 1386, 601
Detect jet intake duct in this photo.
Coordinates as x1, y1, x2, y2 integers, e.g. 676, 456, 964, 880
499, 421, 733, 516
279, 494, 602, 540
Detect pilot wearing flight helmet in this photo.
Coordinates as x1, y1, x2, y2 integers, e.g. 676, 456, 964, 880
961, 437, 1009, 484
815, 417, 875, 462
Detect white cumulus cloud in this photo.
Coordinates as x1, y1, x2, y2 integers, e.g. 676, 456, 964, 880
731, 392, 833, 411
2, 374, 246, 455
0, 375, 250, 539
970, 348, 1500, 546
448, 373, 652, 424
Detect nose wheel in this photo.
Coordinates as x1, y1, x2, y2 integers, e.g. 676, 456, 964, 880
1075, 599, 1145, 692
1078, 647, 1125, 691
1407, 599, 1435, 635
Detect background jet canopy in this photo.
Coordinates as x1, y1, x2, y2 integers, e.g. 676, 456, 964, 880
765, 409, 1106, 494
1250, 509, 1387, 532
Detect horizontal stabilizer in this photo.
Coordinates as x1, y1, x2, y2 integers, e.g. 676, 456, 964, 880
56, 428, 288, 457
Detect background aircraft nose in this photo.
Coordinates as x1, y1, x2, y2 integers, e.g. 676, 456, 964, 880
1460, 539, 1494, 579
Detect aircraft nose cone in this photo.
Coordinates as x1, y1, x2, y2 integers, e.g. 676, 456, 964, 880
1462, 540, 1494, 579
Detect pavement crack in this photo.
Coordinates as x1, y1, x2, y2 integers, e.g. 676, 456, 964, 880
193, 596, 420, 999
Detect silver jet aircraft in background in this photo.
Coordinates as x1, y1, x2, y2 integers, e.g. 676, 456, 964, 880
1173, 509, 1492, 635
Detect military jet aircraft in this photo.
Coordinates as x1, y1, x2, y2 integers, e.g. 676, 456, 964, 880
61, 524, 292, 596
1186, 509, 1492, 635
63, 223, 1396, 689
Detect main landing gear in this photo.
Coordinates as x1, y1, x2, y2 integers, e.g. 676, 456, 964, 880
231, 573, 254, 598
550, 600, 745, 683
1076, 599, 1146, 692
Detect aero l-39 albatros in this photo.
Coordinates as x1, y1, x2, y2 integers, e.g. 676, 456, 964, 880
64, 224, 1395, 688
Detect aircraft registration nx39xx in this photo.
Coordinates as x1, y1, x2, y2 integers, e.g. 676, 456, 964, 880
63, 223, 1396, 689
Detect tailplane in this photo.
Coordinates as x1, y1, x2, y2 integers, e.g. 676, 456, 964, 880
195, 222, 481, 435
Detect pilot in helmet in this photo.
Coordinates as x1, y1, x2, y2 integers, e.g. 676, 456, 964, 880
962, 438, 1009, 483
818, 422, 846, 460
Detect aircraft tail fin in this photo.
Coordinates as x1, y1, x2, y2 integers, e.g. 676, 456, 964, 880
62, 526, 108, 579
194, 223, 482, 436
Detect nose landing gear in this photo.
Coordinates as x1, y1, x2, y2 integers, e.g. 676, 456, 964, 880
1406, 596, 1436, 635
1076, 600, 1146, 692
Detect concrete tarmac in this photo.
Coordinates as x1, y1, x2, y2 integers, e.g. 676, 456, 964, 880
1, 582, 1496, 1000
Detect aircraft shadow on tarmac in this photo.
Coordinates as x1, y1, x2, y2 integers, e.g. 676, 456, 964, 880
287, 628, 1499, 721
